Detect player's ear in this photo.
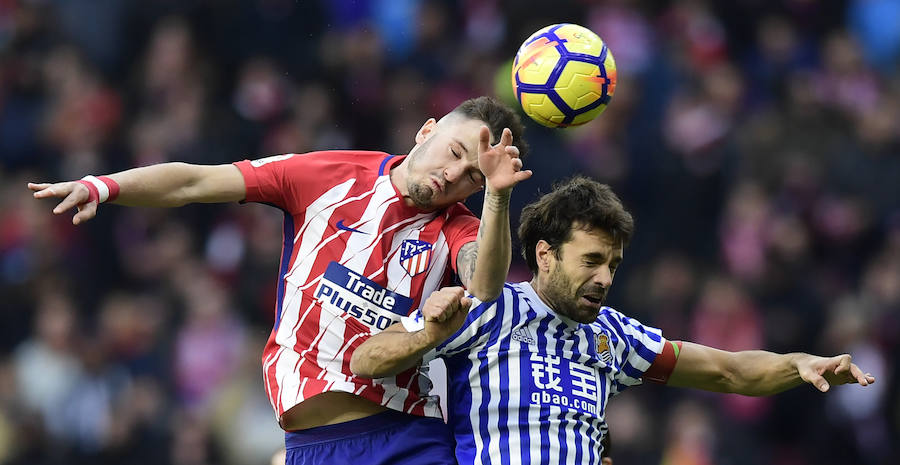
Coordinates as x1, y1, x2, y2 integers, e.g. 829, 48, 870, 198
535, 240, 553, 273
415, 118, 437, 144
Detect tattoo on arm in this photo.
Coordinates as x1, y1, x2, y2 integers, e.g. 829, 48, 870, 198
456, 192, 507, 289
457, 241, 479, 287
483, 191, 510, 214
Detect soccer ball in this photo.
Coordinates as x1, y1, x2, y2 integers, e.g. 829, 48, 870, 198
511, 23, 616, 128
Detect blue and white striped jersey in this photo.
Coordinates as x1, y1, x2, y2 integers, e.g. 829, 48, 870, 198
402, 281, 664, 465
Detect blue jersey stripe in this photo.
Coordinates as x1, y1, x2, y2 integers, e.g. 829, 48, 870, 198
551, 320, 569, 464
587, 378, 606, 463
377, 155, 394, 176
601, 314, 646, 382
535, 313, 554, 465
518, 305, 538, 465
627, 319, 663, 343
477, 291, 507, 465
622, 362, 644, 379
273, 211, 295, 331
570, 330, 587, 465
447, 354, 476, 463
495, 291, 517, 465
436, 297, 498, 353
632, 341, 660, 365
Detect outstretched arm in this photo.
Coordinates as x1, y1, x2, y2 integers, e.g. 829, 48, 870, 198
666, 341, 876, 396
457, 126, 531, 301
28, 163, 245, 224
351, 287, 471, 378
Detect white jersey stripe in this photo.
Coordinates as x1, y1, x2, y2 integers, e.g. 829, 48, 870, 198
338, 176, 398, 270
272, 287, 311, 411
276, 297, 319, 409
314, 307, 347, 384
423, 232, 450, 294
285, 178, 356, 285
386, 228, 420, 298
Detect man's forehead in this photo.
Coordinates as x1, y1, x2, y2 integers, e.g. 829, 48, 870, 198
438, 114, 492, 143
567, 227, 623, 256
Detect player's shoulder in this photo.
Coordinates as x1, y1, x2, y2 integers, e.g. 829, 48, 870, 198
246, 150, 393, 170
302, 150, 395, 169
592, 306, 636, 332
280, 151, 397, 184
488, 281, 529, 303
495, 281, 543, 318
593, 307, 663, 348
505, 281, 531, 297
595, 306, 625, 320
463, 281, 512, 307
444, 202, 476, 218
462, 282, 528, 316
313, 149, 393, 160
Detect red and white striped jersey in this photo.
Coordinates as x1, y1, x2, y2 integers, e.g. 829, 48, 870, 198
234, 151, 480, 419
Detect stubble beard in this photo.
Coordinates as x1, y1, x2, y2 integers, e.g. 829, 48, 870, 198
406, 138, 437, 209
407, 182, 435, 209
544, 265, 577, 320
545, 265, 601, 324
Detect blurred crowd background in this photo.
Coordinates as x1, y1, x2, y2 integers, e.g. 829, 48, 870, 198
1, 0, 899, 464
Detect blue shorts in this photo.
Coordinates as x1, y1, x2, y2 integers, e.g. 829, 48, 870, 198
284, 409, 456, 465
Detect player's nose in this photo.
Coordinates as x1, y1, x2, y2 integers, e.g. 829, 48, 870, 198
444, 163, 464, 183
593, 267, 613, 288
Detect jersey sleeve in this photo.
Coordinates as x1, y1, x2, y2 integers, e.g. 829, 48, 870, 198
401, 286, 507, 362
233, 152, 337, 213
441, 204, 480, 275
597, 309, 665, 394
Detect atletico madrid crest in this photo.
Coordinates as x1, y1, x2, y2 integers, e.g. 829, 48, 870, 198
399, 239, 433, 277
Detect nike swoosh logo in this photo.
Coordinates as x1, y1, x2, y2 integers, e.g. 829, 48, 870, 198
336, 219, 366, 234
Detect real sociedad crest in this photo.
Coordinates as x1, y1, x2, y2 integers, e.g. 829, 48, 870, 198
596, 333, 613, 364
399, 239, 433, 277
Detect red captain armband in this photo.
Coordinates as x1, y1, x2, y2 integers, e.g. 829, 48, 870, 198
77, 175, 120, 204
644, 340, 683, 384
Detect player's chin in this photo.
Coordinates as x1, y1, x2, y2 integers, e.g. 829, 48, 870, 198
409, 185, 437, 208
573, 303, 602, 323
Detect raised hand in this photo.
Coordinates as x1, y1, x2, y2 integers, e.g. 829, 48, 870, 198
421, 287, 472, 344
28, 181, 98, 225
477, 126, 532, 194
797, 353, 875, 392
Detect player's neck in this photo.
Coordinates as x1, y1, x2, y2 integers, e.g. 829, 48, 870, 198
389, 157, 410, 190
388, 160, 412, 204
529, 277, 553, 308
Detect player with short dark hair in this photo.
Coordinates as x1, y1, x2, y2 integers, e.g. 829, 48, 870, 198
29, 96, 532, 464
351, 176, 876, 465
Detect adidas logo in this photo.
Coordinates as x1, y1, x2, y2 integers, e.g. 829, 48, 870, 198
512, 326, 537, 345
